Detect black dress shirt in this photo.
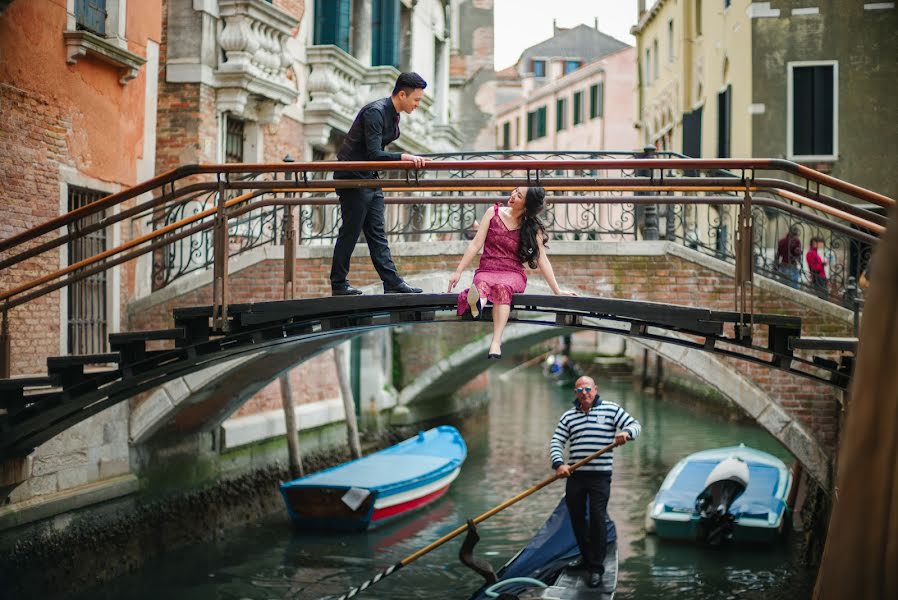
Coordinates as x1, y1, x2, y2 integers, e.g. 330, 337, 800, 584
335, 97, 402, 180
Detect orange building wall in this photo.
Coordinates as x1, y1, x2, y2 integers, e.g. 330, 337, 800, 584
0, 1, 162, 375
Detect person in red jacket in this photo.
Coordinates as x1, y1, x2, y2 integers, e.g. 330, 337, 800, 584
806, 237, 829, 297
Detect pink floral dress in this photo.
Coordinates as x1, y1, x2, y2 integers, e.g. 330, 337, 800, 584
456, 203, 527, 316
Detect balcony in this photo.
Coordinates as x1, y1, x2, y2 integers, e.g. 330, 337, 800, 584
215, 0, 299, 121
165, 0, 299, 124
305, 45, 461, 154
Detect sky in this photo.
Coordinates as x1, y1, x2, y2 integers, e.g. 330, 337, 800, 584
493, 0, 640, 70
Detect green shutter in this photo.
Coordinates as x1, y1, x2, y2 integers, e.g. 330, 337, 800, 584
556, 98, 565, 131
537, 106, 547, 138
597, 82, 604, 117
315, 0, 350, 52
527, 111, 534, 141
589, 85, 598, 118
372, 0, 400, 67
573, 92, 582, 125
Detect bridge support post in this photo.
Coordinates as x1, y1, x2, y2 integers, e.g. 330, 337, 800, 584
637, 145, 659, 241
211, 179, 230, 332
734, 182, 754, 342
0, 305, 9, 378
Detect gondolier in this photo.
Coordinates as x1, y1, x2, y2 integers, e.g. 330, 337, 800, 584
550, 375, 641, 588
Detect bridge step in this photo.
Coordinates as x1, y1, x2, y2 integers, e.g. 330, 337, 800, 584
109, 328, 186, 363
47, 353, 120, 388
109, 328, 186, 343
789, 337, 858, 352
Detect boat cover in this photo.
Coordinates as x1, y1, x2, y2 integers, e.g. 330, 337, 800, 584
468, 497, 616, 600
656, 460, 785, 520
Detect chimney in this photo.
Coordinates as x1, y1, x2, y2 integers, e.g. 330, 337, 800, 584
553, 18, 558, 35
594, 17, 599, 31
638, 0, 646, 17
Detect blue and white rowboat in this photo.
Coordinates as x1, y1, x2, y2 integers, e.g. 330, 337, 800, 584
279, 425, 467, 531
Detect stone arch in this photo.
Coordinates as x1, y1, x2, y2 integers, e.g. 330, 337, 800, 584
128, 269, 831, 486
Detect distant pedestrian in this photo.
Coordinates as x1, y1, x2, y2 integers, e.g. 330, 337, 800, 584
330, 72, 430, 296
806, 236, 829, 298
775, 226, 802, 288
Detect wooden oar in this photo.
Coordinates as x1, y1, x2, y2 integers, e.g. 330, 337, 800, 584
329, 440, 620, 600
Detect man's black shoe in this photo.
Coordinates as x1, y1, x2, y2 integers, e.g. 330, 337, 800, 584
587, 571, 602, 588
567, 557, 584, 569
384, 282, 423, 294
332, 285, 363, 296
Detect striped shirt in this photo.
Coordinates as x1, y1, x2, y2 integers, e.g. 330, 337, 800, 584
550, 397, 641, 473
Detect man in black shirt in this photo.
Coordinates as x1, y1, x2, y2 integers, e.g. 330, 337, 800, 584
330, 72, 429, 295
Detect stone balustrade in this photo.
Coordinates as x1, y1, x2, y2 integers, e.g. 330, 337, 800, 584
305, 45, 461, 154
215, 0, 299, 122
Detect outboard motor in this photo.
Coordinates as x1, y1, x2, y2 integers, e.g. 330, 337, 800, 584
694, 457, 750, 545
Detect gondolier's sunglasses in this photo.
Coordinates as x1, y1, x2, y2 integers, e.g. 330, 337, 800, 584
574, 386, 593, 393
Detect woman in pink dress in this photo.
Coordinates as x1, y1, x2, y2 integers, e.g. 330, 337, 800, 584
448, 187, 574, 359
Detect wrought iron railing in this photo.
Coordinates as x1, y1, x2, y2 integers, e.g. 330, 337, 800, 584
144, 150, 879, 306
1, 155, 891, 377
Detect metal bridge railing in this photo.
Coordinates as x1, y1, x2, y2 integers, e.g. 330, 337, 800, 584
0, 154, 891, 376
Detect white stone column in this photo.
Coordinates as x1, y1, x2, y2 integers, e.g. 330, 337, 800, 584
352, 0, 372, 67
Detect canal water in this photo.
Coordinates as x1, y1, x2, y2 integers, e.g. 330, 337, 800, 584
71, 368, 816, 599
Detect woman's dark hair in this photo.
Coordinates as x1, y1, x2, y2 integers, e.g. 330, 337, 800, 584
393, 72, 427, 95
517, 187, 549, 269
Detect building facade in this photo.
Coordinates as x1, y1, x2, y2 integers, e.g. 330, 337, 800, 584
0, 0, 163, 497
632, 0, 897, 200
492, 23, 637, 152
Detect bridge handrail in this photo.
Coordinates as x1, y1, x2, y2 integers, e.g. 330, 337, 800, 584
0, 157, 892, 255
0, 187, 880, 313
0, 172, 886, 278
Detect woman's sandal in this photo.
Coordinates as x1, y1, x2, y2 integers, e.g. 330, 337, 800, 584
467, 286, 482, 320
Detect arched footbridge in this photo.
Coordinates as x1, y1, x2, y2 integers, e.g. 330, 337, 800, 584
0, 293, 856, 459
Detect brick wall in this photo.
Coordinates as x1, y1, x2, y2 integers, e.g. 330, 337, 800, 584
0, 85, 71, 374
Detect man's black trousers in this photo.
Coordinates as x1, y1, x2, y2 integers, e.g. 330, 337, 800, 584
565, 471, 611, 574
330, 187, 401, 289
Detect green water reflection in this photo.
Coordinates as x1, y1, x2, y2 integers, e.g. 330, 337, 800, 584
71, 369, 816, 599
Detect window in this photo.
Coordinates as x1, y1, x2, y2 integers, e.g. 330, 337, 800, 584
717, 85, 732, 158
696, 0, 703, 36
67, 186, 108, 355
225, 116, 245, 163
502, 121, 510, 149
724, 0, 732, 9
314, 0, 350, 52
573, 91, 583, 125
789, 62, 837, 159
514, 116, 521, 145
532, 59, 546, 77
527, 106, 547, 141
653, 39, 659, 81
556, 98, 567, 131
372, 0, 400, 67
589, 82, 604, 118
644, 49, 651, 84
682, 107, 703, 158
75, 0, 107, 36
564, 60, 581, 75
668, 20, 674, 63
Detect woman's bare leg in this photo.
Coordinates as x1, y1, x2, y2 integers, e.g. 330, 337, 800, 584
490, 304, 510, 355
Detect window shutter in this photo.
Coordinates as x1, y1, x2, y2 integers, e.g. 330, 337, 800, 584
315, 0, 351, 52
372, 0, 400, 67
